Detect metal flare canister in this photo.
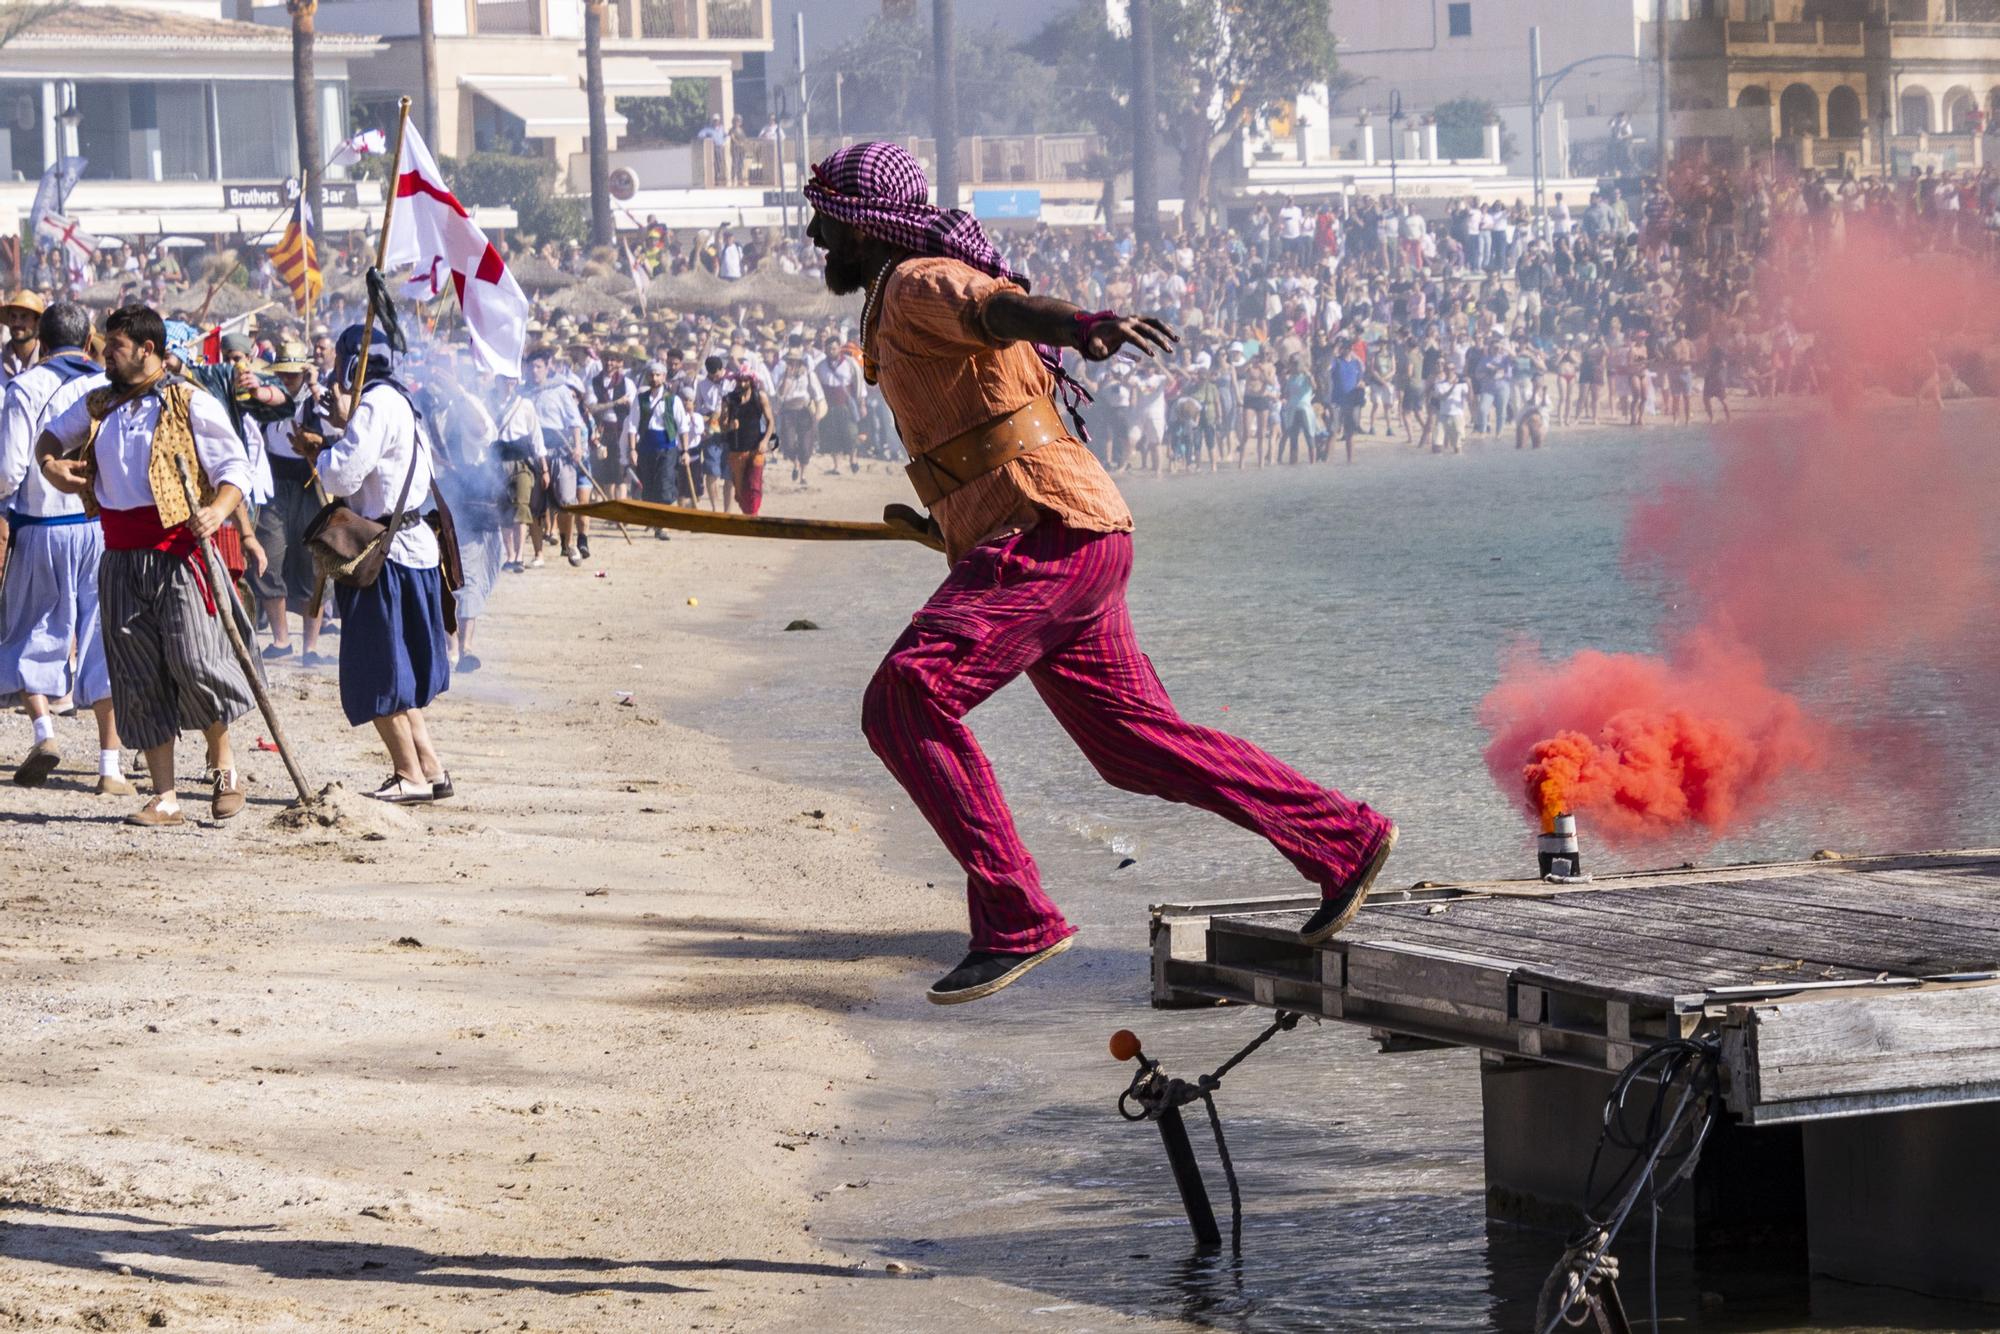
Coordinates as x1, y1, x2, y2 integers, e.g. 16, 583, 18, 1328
1538, 812, 1581, 879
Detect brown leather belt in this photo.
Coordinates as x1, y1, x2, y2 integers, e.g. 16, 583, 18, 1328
905, 397, 1067, 508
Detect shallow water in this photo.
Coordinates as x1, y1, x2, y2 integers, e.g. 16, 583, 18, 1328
710, 426, 2000, 1333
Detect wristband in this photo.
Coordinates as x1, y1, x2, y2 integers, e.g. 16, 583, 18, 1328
1074, 309, 1119, 345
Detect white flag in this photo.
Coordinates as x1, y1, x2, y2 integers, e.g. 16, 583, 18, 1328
383, 121, 529, 377
329, 128, 387, 169
35, 211, 99, 264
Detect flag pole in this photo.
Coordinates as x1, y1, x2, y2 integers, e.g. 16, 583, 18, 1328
350, 95, 411, 409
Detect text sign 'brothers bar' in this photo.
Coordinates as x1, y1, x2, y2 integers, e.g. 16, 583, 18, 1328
224, 182, 359, 210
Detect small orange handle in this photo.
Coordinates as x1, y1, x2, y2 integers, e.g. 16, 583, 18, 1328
1109, 1029, 1143, 1062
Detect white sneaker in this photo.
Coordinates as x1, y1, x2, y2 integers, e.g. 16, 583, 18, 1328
530, 556, 546, 569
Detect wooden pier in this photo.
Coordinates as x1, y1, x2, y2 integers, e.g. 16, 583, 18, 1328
1150, 850, 2000, 1304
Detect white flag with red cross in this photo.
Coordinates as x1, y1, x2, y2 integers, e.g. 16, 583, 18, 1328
383, 122, 529, 376
35, 211, 98, 265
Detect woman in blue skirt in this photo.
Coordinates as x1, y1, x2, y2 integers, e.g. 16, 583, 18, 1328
308, 325, 454, 803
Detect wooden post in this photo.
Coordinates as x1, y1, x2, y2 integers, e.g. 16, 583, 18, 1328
350, 97, 411, 410
174, 456, 317, 807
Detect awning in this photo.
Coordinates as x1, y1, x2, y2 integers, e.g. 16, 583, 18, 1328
462, 75, 628, 137
598, 56, 682, 95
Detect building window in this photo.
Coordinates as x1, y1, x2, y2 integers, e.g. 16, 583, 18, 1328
0, 81, 45, 183
1447, 3, 1472, 37
215, 82, 298, 180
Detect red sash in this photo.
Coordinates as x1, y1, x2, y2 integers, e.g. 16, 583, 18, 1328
99, 505, 216, 615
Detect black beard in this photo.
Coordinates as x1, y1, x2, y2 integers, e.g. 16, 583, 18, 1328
823, 249, 873, 296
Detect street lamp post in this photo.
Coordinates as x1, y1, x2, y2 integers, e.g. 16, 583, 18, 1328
1388, 89, 1403, 206
1529, 30, 1646, 231
56, 92, 81, 293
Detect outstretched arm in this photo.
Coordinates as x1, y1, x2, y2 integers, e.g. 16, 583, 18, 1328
978, 291, 1179, 363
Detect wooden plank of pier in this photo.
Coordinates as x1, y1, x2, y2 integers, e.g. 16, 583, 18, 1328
1151, 850, 2000, 1122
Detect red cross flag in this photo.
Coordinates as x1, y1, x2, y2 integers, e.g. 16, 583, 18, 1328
383, 122, 529, 376
35, 211, 99, 266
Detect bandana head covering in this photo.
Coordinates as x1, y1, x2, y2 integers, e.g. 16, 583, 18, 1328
804, 142, 1026, 288
806, 140, 1102, 439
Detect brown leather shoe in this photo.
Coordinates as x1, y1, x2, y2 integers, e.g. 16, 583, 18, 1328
13, 738, 60, 787
95, 774, 138, 797
211, 768, 246, 820
125, 797, 187, 828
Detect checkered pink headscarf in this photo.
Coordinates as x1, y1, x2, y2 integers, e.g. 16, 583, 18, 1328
806, 140, 1097, 438
803, 141, 1027, 286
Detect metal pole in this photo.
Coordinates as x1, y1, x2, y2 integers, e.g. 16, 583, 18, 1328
1655, 0, 1671, 170
1131, 0, 1159, 241
835, 71, 845, 141
772, 97, 791, 242
1530, 26, 1545, 227
932, 0, 959, 211
1389, 91, 1401, 206
795, 11, 810, 215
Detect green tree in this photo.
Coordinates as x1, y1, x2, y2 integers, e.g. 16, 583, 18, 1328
1031, 0, 1340, 231
1433, 96, 1513, 161
818, 16, 1059, 138
440, 153, 584, 245
616, 82, 711, 144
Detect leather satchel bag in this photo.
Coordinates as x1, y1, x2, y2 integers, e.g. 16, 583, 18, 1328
302, 432, 420, 591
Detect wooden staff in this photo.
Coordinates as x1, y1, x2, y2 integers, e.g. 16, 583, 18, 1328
348, 96, 412, 411
565, 497, 945, 551
175, 456, 316, 807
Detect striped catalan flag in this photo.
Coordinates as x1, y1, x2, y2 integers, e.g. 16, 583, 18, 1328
267, 193, 322, 314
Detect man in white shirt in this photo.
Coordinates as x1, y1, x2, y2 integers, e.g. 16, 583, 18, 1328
773, 346, 824, 485
718, 229, 745, 281
0, 300, 132, 794
303, 323, 453, 804
36, 303, 256, 827
1277, 197, 1307, 265
492, 373, 545, 570
0, 289, 44, 392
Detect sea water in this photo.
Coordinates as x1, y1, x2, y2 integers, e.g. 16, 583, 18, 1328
709, 428, 2000, 1333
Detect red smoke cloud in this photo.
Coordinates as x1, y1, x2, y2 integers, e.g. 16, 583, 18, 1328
1484, 221, 2000, 849
1484, 637, 1827, 843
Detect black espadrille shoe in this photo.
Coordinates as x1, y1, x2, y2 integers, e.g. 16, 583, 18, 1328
925, 935, 1076, 1005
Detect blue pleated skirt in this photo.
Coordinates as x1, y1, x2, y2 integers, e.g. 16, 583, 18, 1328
334, 560, 451, 726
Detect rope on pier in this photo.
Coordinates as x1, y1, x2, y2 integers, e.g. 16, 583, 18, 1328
1535, 1037, 1723, 1334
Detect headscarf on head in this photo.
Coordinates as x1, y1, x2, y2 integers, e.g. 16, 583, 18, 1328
804, 140, 1094, 439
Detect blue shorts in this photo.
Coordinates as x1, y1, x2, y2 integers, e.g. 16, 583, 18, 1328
702, 436, 728, 479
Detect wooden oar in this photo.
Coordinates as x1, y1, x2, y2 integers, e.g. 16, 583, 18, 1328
566, 498, 945, 552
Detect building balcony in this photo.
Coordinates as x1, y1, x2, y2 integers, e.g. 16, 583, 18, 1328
631, 0, 766, 43
1666, 17, 1867, 58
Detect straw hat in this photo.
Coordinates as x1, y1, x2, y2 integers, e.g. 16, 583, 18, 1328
0, 289, 45, 318
270, 340, 313, 373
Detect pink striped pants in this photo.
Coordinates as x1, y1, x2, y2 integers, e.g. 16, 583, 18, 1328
862, 521, 1393, 955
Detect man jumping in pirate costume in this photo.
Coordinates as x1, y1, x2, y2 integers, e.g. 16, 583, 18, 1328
804, 143, 1397, 1005
36, 303, 257, 827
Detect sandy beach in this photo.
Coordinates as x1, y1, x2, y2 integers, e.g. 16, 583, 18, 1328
0, 459, 1184, 1332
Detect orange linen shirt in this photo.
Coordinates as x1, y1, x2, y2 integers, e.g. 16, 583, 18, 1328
872, 257, 1133, 562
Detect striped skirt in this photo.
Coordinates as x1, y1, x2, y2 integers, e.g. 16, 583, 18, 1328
99, 547, 257, 752
333, 560, 451, 726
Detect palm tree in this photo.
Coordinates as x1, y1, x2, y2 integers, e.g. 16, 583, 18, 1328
584, 0, 613, 247
417, 0, 438, 146
287, 0, 321, 233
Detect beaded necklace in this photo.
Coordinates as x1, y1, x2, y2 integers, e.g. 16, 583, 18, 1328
858, 257, 899, 384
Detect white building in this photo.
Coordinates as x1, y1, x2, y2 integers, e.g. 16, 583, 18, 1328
252, 0, 775, 169
1329, 0, 1678, 172
0, 0, 383, 235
